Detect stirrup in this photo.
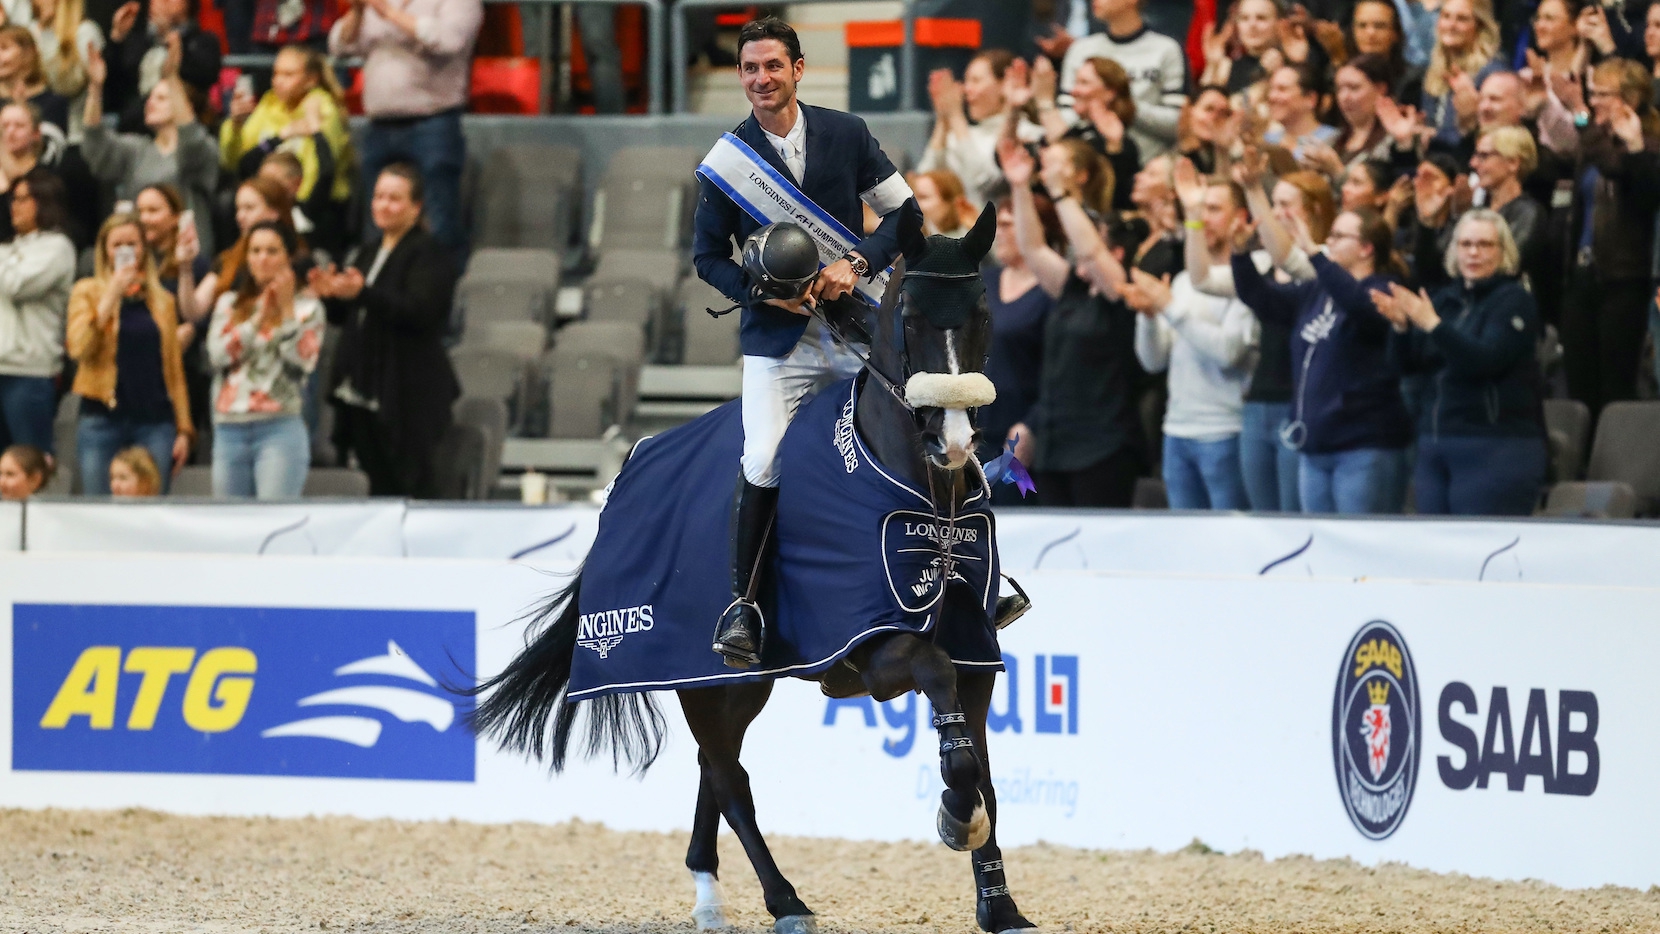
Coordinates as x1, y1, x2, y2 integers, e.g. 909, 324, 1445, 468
712, 598, 764, 669
994, 575, 1031, 630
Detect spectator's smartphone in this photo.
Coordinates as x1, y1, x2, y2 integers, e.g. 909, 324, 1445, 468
179, 209, 195, 236
235, 74, 255, 99
114, 244, 137, 270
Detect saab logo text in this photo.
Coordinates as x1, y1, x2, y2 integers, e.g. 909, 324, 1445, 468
13, 604, 475, 781
1437, 684, 1599, 796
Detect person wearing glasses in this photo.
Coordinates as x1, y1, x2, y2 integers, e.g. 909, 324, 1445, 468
1467, 126, 1544, 278
1370, 209, 1546, 516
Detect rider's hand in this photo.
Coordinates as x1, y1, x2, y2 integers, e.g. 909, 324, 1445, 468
763, 293, 814, 317
813, 256, 859, 303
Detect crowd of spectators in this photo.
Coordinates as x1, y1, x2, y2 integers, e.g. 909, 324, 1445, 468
918, 0, 1660, 516
0, 0, 479, 501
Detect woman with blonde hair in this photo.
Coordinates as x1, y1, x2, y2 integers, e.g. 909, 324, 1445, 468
221, 44, 353, 250
82, 43, 217, 257
109, 445, 161, 496
67, 212, 193, 494
1421, 0, 1501, 145
27, 0, 101, 142
0, 26, 66, 133
911, 168, 974, 237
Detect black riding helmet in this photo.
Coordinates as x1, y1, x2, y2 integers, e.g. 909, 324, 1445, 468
742, 223, 820, 301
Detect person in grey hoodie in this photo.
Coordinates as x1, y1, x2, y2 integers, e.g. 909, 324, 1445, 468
0, 167, 75, 453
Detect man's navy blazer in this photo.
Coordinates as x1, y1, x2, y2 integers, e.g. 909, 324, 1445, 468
692, 104, 922, 358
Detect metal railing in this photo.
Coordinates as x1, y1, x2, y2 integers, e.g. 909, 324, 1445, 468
669, 0, 916, 114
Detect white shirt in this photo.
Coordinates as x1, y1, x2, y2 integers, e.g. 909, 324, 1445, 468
762, 104, 807, 184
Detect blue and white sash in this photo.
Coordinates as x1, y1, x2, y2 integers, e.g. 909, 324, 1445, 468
697, 132, 892, 306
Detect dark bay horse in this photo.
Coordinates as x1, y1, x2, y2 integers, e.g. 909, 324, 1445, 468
468, 205, 1037, 934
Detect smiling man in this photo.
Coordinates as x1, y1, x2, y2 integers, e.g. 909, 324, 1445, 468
692, 16, 920, 669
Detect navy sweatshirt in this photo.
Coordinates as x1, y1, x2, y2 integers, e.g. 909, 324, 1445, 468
1231, 252, 1412, 454
1389, 274, 1544, 439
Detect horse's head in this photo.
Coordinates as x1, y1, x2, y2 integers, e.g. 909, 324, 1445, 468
885, 203, 997, 471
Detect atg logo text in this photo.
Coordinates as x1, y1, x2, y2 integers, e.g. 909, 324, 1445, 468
41, 646, 256, 733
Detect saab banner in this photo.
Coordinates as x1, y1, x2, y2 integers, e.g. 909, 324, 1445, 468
0, 553, 1655, 889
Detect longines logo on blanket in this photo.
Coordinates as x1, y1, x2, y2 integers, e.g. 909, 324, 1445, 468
577, 604, 654, 659
1332, 621, 1421, 840
833, 396, 859, 473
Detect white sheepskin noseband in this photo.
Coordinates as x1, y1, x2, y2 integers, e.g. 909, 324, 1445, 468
905, 372, 996, 409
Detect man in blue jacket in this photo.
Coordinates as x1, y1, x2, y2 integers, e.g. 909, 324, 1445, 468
693, 17, 921, 668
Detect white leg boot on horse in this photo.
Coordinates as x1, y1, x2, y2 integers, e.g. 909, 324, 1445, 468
712, 479, 778, 668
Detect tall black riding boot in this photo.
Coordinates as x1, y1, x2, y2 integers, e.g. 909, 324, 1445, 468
712, 478, 778, 669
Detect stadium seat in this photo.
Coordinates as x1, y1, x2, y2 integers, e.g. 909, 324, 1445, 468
433, 422, 489, 499
474, 144, 583, 251
545, 321, 645, 438
170, 465, 213, 496
677, 277, 740, 365
1585, 401, 1660, 515
587, 247, 683, 292
583, 278, 661, 328
1542, 481, 1638, 519
303, 467, 372, 497
451, 347, 536, 434
469, 56, 541, 115
455, 396, 508, 496
1542, 398, 1591, 482
587, 147, 702, 253
1132, 477, 1168, 509
456, 248, 564, 329
461, 320, 549, 360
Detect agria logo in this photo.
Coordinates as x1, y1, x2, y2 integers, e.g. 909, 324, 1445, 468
12, 604, 475, 782
1332, 621, 1421, 839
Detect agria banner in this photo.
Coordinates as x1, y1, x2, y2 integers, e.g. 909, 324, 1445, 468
13, 604, 476, 781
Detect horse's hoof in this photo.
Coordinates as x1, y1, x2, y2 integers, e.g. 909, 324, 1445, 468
937, 799, 990, 851
692, 905, 730, 930
774, 914, 817, 934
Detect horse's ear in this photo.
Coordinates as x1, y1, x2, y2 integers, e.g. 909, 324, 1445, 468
960, 203, 997, 264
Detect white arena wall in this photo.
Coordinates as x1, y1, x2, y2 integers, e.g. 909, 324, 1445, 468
2, 500, 1657, 890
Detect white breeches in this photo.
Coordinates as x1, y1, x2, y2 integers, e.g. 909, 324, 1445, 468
740, 329, 864, 487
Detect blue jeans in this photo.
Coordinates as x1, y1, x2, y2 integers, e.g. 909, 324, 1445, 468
359, 108, 467, 255
0, 374, 56, 454
1239, 401, 1300, 512
1299, 447, 1407, 515
1414, 434, 1547, 516
212, 416, 310, 499
1163, 434, 1249, 510
77, 414, 176, 495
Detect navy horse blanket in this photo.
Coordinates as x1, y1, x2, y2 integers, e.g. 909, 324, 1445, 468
567, 376, 1004, 700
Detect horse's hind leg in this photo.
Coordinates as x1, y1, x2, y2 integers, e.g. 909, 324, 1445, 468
959, 669, 1036, 933
857, 634, 987, 851
679, 683, 815, 934
686, 764, 729, 929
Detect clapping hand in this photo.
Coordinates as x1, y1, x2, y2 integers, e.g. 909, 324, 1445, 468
85, 40, 106, 88
928, 68, 962, 121
1413, 163, 1454, 223
1375, 96, 1425, 148
1230, 143, 1268, 189
1608, 99, 1645, 152
997, 135, 1035, 188
1577, 4, 1616, 55
1088, 99, 1125, 150
1030, 56, 1058, 107
1298, 141, 1345, 178
1173, 156, 1207, 217
1449, 66, 1479, 121
1548, 66, 1584, 114
110, 1, 139, 42
1277, 15, 1310, 64
1002, 57, 1032, 111
1122, 268, 1172, 316
262, 267, 297, 319
1034, 24, 1073, 61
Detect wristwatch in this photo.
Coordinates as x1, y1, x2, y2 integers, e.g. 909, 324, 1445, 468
844, 252, 870, 278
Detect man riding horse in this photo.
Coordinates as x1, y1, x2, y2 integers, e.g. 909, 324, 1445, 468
693, 17, 1023, 670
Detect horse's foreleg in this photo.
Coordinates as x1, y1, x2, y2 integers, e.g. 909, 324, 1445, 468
959, 670, 1036, 933
686, 758, 729, 930
678, 684, 816, 934
859, 635, 987, 850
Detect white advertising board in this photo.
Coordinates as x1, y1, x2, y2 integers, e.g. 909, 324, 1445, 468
0, 552, 1654, 889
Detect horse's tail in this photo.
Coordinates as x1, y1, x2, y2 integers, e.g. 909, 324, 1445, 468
462, 568, 667, 775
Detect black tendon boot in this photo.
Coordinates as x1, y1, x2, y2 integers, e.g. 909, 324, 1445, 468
712, 478, 779, 668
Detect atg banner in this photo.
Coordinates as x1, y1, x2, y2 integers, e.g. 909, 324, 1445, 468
13, 603, 474, 781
